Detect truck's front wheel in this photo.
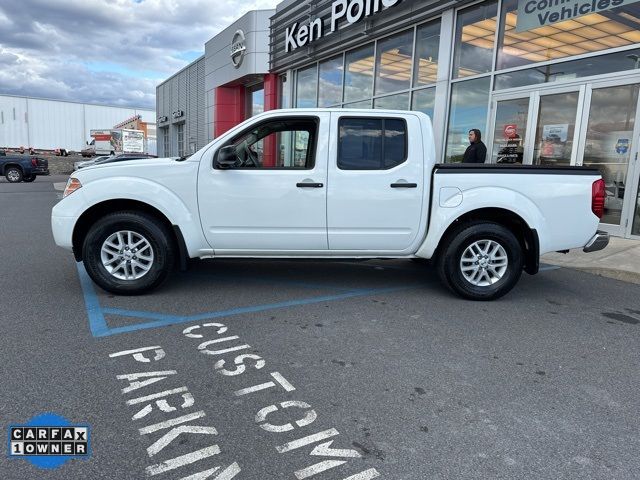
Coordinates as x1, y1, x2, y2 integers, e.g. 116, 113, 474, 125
437, 222, 523, 301
82, 212, 175, 295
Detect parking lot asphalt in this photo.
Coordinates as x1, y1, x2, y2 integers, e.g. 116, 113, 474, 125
2, 175, 640, 480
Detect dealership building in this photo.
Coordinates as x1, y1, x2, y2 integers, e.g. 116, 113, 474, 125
157, 0, 640, 239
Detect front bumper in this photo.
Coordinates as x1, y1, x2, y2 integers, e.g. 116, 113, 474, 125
51, 214, 77, 251
583, 230, 609, 253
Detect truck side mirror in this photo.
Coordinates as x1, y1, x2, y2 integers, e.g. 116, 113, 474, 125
215, 145, 239, 169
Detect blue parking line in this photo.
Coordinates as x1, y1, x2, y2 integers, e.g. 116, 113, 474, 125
76, 262, 418, 338
97, 286, 412, 337
78, 259, 562, 339
76, 263, 110, 337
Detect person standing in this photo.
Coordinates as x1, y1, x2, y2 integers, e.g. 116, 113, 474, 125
462, 129, 487, 164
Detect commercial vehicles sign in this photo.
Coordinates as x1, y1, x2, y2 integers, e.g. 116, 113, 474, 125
285, 0, 402, 52
516, 0, 639, 32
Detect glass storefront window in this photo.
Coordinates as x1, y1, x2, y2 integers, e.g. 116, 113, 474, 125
280, 74, 288, 109
296, 65, 318, 108
344, 44, 375, 103
176, 123, 185, 157
453, 1, 498, 79
491, 98, 529, 164
375, 30, 414, 96
411, 88, 436, 121
162, 128, 170, 156
495, 48, 640, 90
446, 76, 491, 162
414, 21, 441, 87
634, 184, 640, 236
498, 0, 640, 71
344, 100, 372, 108
319, 55, 344, 108
374, 92, 410, 110
583, 84, 638, 226
533, 92, 579, 166
248, 86, 264, 117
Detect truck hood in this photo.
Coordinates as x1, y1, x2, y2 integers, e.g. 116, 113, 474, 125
72, 156, 194, 185
84, 157, 178, 170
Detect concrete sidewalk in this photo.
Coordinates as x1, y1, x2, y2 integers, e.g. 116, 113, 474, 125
542, 236, 640, 285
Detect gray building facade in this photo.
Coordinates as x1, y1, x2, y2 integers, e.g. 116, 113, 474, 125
156, 56, 206, 158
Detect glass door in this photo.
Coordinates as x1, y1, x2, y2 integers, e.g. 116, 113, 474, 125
578, 84, 640, 235
489, 87, 583, 166
532, 91, 581, 166
490, 97, 529, 164
630, 148, 640, 238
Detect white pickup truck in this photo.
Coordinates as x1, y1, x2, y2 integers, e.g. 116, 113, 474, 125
52, 109, 609, 300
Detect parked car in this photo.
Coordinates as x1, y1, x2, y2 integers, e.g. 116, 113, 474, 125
1, 154, 49, 182
52, 109, 609, 300
74, 156, 111, 171
92, 153, 157, 166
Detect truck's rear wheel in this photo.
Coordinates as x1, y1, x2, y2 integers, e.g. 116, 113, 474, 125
82, 211, 175, 295
437, 222, 523, 301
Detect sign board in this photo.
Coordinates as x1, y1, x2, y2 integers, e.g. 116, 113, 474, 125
504, 124, 518, 139
122, 130, 145, 153
542, 124, 568, 142
285, 0, 402, 52
516, 0, 640, 32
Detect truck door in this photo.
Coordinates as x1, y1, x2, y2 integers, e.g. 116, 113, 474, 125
198, 113, 329, 253
327, 112, 425, 252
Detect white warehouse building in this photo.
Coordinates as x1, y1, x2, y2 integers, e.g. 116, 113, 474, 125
0, 94, 156, 152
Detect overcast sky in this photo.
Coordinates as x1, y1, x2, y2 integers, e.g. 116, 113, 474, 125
0, 0, 280, 110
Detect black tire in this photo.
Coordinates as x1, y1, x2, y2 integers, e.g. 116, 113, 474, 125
5, 166, 23, 183
82, 211, 175, 295
23, 174, 36, 182
436, 221, 523, 301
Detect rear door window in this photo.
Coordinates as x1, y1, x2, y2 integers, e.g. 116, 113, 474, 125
337, 118, 407, 170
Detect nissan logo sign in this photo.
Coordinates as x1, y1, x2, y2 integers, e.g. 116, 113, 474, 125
230, 30, 246, 69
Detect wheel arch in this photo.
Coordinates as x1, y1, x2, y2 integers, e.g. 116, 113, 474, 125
72, 199, 189, 270
3, 163, 24, 175
433, 208, 539, 275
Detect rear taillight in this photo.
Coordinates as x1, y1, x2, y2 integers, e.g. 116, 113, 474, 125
31, 157, 38, 166
592, 179, 605, 219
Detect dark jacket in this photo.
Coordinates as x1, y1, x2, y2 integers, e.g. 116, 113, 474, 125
462, 141, 487, 164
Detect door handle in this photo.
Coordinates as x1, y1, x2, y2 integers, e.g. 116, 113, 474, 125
297, 182, 323, 188
390, 183, 417, 188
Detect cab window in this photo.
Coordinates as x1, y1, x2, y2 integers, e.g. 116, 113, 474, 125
219, 118, 318, 169
338, 118, 407, 170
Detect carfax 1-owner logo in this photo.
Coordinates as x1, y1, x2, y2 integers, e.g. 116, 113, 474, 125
8, 413, 91, 469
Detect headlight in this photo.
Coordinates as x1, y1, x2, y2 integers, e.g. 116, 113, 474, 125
63, 178, 82, 197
